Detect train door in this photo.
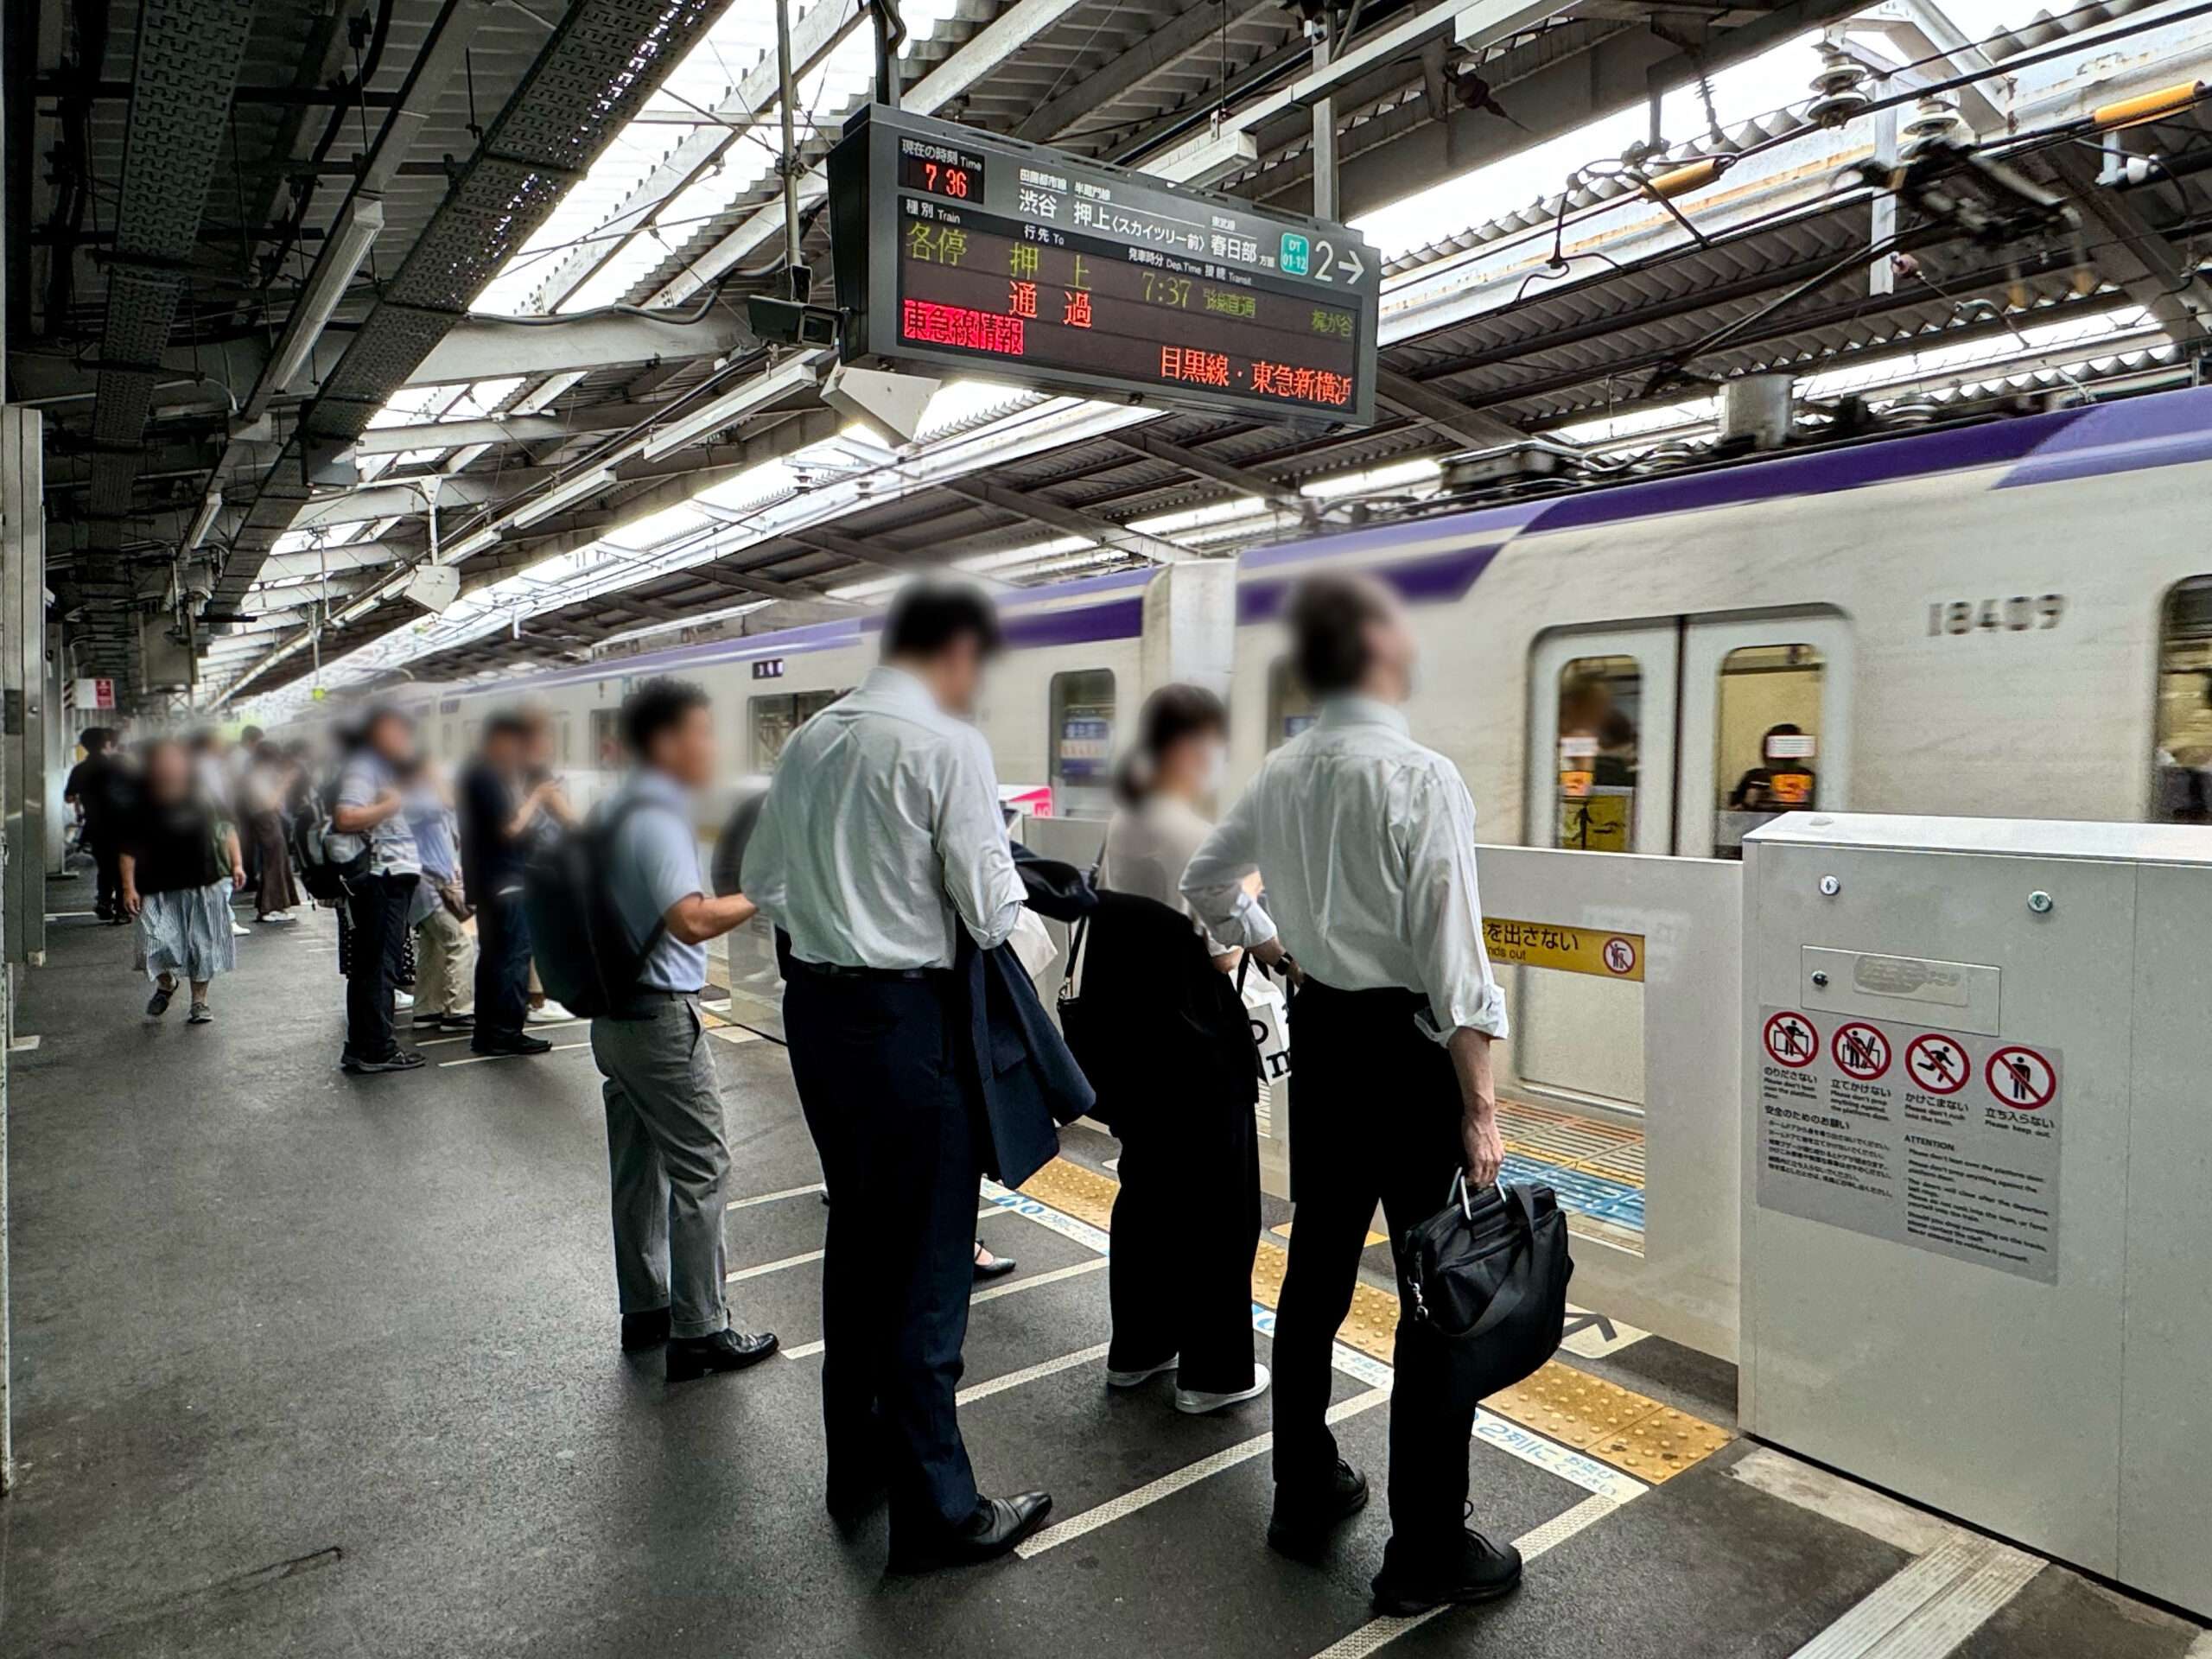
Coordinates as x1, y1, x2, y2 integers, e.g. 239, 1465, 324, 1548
1674, 613, 1850, 857
1516, 626, 1679, 1109
1516, 612, 1853, 1116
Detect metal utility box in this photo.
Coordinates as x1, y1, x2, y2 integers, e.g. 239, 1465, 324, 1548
1740, 814, 2211, 1617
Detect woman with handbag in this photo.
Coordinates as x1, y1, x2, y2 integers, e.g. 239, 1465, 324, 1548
1080, 685, 1268, 1416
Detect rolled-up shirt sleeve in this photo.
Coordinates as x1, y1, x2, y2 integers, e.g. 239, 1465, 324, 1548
938, 729, 1025, 950
1179, 785, 1276, 951
1397, 760, 1510, 1045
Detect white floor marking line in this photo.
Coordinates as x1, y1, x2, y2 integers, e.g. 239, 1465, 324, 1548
2187, 1633, 2212, 1659
1789, 1534, 2044, 1659
727, 1207, 996, 1283
439, 1040, 590, 1067
775, 1259, 1113, 1363
970, 1256, 1108, 1305
956, 1342, 1113, 1405
418, 1017, 586, 1046
1017, 1389, 1391, 1560
726, 1248, 825, 1283
984, 1173, 1655, 1506
10, 1034, 41, 1052
725, 1182, 826, 1212
1309, 1491, 1624, 1658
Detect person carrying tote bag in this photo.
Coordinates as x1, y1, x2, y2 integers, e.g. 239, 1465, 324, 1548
1072, 685, 1269, 1418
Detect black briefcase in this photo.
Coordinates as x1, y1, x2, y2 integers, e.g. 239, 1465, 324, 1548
1399, 1176, 1573, 1399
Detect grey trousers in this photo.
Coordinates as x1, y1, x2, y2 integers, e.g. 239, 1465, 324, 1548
589, 997, 730, 1339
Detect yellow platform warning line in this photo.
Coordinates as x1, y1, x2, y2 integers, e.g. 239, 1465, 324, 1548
1014, 1155, 1730, 1486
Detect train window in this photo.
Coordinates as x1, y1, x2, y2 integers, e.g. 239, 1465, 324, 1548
2152, 577, 2212, 821
1266, 658, 1316, 752
1554, 656, 1640, 852
590, 709, 622, 769
749, 690, 846, 770
1711, 644, 1825, 857
1049, 669, 1116, 816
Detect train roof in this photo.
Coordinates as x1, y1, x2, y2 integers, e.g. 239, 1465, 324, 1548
435, 385, 2212, 702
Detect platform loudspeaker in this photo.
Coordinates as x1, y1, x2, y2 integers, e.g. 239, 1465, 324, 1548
823, 364, 940, 448
405, 565, 461, 613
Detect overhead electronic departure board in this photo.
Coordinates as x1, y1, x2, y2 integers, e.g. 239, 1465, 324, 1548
829, 105, 1379, 428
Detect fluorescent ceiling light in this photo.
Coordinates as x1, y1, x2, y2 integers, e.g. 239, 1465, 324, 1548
443, 527, 501, 562
507, 467, 614, 531
185, 493, 223, 551
267, 197, 384, 397
640, 358, 822, 461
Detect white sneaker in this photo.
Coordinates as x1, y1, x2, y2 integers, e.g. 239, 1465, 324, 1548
526, 1000, 573, 1024
1105, 1357, 1178, 1389
394, 989, 415, 1010
1175, 1363, 1271, 1415
231, 921, 250, 938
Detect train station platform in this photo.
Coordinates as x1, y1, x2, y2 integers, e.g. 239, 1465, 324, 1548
5, 904, 2206, 1659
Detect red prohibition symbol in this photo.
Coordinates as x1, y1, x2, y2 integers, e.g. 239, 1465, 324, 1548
1602, 937, 1637, 976
1830, 1021, 1891, 1081
1986, 1046, 2057, 1109
1904, 1033, 1969, 1095
1764, 1010, 1818, 1068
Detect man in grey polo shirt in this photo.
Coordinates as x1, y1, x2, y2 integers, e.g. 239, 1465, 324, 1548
591, 678, 779, 1382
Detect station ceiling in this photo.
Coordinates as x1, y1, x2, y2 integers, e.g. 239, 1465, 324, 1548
8, 0, 2208, 711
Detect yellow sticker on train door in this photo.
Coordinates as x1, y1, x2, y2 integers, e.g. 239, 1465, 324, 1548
1483, 917, 1646, 982
1768, 771, 1814, 805
1558, 792, 1629, 851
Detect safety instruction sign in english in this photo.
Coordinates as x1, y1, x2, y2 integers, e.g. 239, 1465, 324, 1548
1755, 1007, 2063, 1283
1484, 917, 1644, 982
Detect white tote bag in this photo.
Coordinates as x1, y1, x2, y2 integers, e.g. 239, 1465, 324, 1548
1239, 958, 1292, 1088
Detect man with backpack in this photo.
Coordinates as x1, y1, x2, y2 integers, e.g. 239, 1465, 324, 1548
587, 678, 778, 1381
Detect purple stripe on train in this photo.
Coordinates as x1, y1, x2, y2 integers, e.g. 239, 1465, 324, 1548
1237, 541, 1500, 625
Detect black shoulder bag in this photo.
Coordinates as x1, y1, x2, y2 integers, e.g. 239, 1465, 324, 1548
1399, 1173, 1573, 1402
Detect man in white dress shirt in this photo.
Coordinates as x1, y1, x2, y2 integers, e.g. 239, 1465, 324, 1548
1182, 570, 1516, 1616
745, 582, 1052, 1572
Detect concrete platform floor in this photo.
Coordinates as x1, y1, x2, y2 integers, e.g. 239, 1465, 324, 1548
3, 906, 2205, 1658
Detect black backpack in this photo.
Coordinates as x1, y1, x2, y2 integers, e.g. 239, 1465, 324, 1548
291, 773, 371, 903
522, 795, 677, 1019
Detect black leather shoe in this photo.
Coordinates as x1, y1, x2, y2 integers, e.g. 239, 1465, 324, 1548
1370, 1529, 1524, 1616
620, 1309, 671, 1351
972, 1243, 1017, 1281
470, 1032, 552, 1056
887, 1492, 1052, 1573
1267, 1460, 1370, 1560
665, 1327, 779, 1382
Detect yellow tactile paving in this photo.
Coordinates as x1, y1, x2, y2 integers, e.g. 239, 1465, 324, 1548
1015, 1158, 1730, 1485
1599, 1406, 1736, 1483
1015, 1157, 1124, 1232
1270, 1221, 1387, 1248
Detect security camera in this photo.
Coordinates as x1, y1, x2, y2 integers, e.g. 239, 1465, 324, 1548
747, 296, 843, 350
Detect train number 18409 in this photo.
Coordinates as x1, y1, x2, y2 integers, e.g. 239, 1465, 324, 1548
1928, 595, 2065, 635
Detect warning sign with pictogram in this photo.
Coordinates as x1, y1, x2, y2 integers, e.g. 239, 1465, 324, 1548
1986, 1046, 2057, 1110
1764, 1010, 1819, 1067
1831, 1021, 1891, 1080
1904, 1032, 1969, 1095
1756, 1007, 2064, 1284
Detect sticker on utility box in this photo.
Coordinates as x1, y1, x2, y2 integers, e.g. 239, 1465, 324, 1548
1756, 1006, 2062, 1283
1484, 917, 1644, 982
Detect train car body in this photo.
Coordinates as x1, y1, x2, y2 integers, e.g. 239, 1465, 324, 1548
403, 384, 2212, 849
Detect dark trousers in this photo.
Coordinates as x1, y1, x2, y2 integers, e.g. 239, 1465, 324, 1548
783, 968, 982, 1540
474, 891, 531, 1041
1273, 979, 1471, 1560
343, 874, 414, 1061
91, 834, 123, 917
1109, 1087, 1260, 1393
